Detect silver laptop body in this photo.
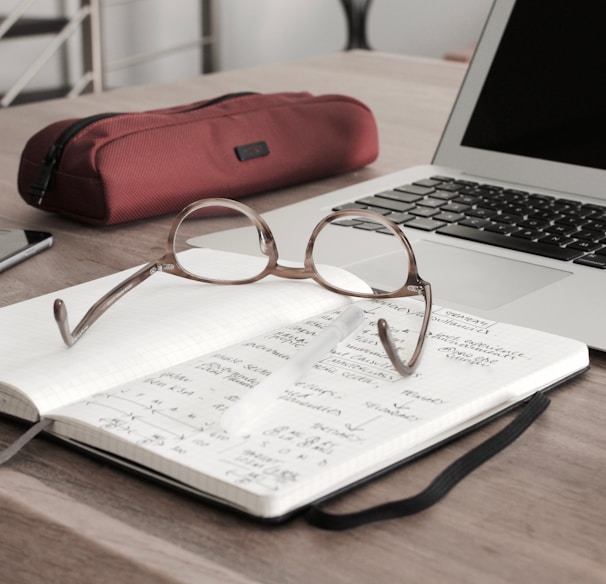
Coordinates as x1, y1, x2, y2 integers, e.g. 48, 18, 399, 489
196, 0, 606, 351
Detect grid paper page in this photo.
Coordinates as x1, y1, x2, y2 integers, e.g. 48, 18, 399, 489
0, 249, 363, 419
49, 299, 588, 517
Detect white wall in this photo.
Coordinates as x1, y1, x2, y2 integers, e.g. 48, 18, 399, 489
215, 0, 347, 71
216, 0, 493, 71
0, 0, 493, 97
367, 0, 492, 58
101, 0, 201, 89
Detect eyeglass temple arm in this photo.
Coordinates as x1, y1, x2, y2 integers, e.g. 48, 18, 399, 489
377, 283, 432, 376
377, 320, 416, 375
54, 261, 160, 347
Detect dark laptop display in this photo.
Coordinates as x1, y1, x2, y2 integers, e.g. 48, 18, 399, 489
463, 0, 606, 170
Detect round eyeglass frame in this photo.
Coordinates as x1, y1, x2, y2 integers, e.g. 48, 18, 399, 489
54, 197, 431, 375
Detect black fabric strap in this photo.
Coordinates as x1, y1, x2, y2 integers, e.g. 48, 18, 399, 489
0, 418, 52, 465
305, 392, 550, 530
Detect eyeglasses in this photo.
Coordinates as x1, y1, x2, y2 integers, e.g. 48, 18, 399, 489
54, 198, 432, 375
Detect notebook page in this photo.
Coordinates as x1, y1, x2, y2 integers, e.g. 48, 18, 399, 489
49, 299, 588, 517
0, 249, 364, 419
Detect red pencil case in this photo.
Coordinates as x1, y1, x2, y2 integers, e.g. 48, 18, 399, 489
17, 91, 379, 225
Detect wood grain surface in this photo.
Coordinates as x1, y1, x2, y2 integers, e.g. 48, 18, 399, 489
1, 51, 604, 584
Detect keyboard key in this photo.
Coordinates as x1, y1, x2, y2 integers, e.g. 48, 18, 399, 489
578, 208, 600, 219
465, 207, 498, 219
527, 199, 556, 211
538, 234, 575, 246
387, 212, 415, 224
529, 193, 556, 203
441, 202, 470, 213
432, 190, 459, 201
476, 199, 502, 210
499, 192, 528, 204
481, 184, 504, 192
583, 203, 606, 212
460, 217, 492, 229
493, 213, 524, 225
585, 219, 606, 231
504, 188, 530, 198
353, 221, 386, 232
485, 223, 520, 235
528, 210, 564, 222
431, 182, 460, 192
377, 190, 422, 204
553, 200, 581, 213
395, 184, 435, 196
573, 228, 606, 242
410, 206, 440, 218
406, 218, 447, 231
453, 194, 480, 205
461, 188, 497, 200
356, 196, 413, 213
555, 214, 590, 227
518, 218, 550, 230
498, 203, 530, 216
332, 218, 365, 227
545, 223, 578, 236
437, 224, 584, 261
433, 211, 465, 223
574, 254, 606, 268
413, 178, 441, 188
419, 197, 446, 208
511, 228, 543, 240
566, 239, 602, 252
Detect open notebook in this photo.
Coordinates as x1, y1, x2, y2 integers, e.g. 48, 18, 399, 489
0, 250, 588, 520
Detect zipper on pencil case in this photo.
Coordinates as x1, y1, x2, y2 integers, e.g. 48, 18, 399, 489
28, 112, 120, 206
28, 92, 258, 206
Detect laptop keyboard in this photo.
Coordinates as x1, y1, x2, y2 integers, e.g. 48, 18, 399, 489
333, 175, 606, 269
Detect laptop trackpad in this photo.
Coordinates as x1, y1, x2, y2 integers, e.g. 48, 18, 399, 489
346, 240, 571, 310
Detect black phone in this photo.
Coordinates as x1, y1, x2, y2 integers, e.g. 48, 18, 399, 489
0, 228, 53, 273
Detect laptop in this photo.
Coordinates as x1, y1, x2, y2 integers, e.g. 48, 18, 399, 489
196, 0, 606, 351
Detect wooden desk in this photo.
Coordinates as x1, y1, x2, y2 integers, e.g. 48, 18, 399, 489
1, 51, 605, 584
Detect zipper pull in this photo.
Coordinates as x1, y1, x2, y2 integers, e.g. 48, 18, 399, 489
26, 112, 121, 207
28, 143, 62, 206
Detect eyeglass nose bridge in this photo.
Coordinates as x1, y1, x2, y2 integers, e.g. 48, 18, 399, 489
270, 262, 316, 280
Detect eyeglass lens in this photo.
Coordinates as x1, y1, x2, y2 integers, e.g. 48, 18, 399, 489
311, 214, 411, 296
173, 203, 270, 281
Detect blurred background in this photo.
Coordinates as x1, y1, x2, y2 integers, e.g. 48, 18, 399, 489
0, 0, 492, 107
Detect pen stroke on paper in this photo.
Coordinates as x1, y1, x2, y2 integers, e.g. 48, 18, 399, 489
221, 305, 365, 435
51, 301, 536, 495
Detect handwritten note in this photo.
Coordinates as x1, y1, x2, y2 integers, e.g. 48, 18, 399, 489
0, 248, 366, 421
49, 298, 583, 515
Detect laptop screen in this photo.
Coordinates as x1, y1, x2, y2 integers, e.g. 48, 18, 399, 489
462, 0, 606, 171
